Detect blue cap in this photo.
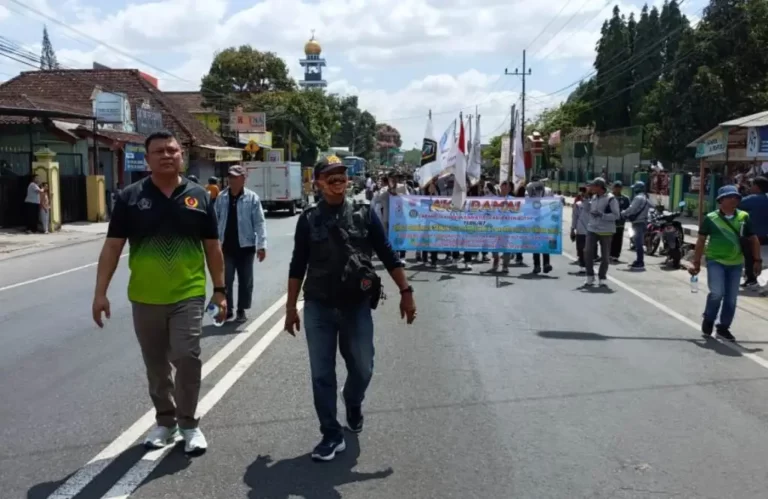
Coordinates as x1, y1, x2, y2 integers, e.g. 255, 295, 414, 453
716, 184, 741, 201
632, 181, 645, 191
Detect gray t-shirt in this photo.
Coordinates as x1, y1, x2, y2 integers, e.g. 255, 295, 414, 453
25, 182, 41, 204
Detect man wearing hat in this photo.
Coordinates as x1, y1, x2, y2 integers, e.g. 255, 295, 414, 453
690, 185, 761, 341
621, 181, 651, 269
584, 177, 620, 286
214, 165, 267, 322
610, 181, 631, 262
284, 155, 417, 461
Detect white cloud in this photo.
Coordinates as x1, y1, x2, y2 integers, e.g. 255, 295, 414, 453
2, 0, 657, 147
329, 70, 564, 148
0, 5, 10, 21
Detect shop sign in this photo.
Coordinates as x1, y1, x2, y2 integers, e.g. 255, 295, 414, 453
267, 150, 283, 162
125, 143, 146, 171
695, 130, 727, 159
230, 111, 266, 133
136, 107, 164, 135
240, 131, 273, 149
214, 148, 242, 162
94, 91, 130, 124
746, 126, 768, 158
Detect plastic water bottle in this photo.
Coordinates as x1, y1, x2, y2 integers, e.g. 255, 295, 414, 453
690, 275, 699, 293
758, 273, 768, 288
206, 302, 225, 327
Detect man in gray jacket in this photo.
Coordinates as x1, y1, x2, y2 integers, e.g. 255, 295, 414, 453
570, 186, 590, 272
585, 178, 620, 286
620, 181, 651, 270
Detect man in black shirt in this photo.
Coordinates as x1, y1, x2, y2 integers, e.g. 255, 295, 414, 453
284, 155, 417, 462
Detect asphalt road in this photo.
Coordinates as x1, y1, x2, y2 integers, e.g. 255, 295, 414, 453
4, 212, 768, 499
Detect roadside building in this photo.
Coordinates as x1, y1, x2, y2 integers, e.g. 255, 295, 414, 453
0, 68, 239, 226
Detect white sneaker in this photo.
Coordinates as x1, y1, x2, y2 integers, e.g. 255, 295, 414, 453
464, 262, 473, 271
181, 427, 208, 455
143, 425, 182, 449
584, 276, 595, 286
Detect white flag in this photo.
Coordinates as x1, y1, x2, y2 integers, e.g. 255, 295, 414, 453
467, 114, 482, 185
451, 119, 468, 209
416, 116, 441, 187
512, 110, 526, 187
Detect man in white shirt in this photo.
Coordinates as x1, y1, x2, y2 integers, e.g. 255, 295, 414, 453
24, 175, 42, 233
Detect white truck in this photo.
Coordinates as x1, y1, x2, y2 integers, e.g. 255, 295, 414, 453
242, 161, 307, 215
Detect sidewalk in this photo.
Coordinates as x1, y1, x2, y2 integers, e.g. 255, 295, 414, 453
0, 222, 108, 260
561, 204, 768, 314
561, 195, 768, 270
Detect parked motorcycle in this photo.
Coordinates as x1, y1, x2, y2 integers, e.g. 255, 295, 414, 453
646, 201, 686, 268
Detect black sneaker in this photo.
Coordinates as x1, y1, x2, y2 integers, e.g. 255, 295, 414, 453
543, 264, 553, 274
346, 406, 364, 433
701, 319, 714, 338
716, 326, 736, 342
629, 261, 645, 270
742, 279, 758, 288
533, 266, 541, 274
225, 311, 234, 322
311, 435, 346, 462
235, 310, 247, 323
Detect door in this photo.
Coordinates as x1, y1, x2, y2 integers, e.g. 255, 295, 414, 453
270, 165, 290, 200
244, 164, 268, 200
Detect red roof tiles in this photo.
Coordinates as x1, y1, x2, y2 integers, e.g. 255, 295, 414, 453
0, 69, 225, 146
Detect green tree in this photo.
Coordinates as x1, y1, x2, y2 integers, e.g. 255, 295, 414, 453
331, 95, 377, 159
593, 6, 633, 131
659, 0, 689, 79
375, 123, 402, 163
40, 26, 58, 70
630, 5, 663, 123
247, 89, 339, 163
201, 46, 295, 109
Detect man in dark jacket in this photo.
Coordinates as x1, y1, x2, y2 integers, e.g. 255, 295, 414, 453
610, 181, 631, 262
284, 155, 417, 462
739, 176, 768, 287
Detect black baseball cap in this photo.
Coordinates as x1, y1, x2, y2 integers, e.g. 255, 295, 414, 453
314, 154, 346, 179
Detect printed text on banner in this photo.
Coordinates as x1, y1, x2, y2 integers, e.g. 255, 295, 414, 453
387, 195, 563, 254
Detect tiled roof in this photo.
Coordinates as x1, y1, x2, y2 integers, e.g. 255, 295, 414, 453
164, 91, 209, 114
0, 69, 225, 146
0, 95, 93, 124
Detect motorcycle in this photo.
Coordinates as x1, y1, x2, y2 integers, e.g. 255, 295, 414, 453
646, 201, 686, 268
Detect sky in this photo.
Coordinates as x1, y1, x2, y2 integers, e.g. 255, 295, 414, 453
0, 0, 704, 148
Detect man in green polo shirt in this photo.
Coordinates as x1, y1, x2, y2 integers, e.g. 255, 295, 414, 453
690, 185, 761, 342
92, 131, 226, 455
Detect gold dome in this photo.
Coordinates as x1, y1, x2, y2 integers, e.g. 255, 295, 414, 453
304, 37, 322, 55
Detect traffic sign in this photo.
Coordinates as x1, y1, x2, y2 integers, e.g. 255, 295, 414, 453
245, 140, 260, 153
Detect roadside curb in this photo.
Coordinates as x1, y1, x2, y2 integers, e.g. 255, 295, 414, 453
0, 233, 104, 262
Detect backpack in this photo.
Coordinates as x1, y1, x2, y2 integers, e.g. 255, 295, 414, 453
328, 203, 383, 309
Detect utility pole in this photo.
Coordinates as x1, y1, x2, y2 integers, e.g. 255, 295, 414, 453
508, 104, 516, 178
505, 49, 532, 144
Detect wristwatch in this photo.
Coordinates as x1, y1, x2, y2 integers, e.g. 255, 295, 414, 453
213, 286, 226, 295
400, 285, 414, 295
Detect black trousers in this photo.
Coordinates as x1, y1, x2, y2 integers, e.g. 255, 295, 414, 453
745, 236, 768, 281
610, 225, 625, 259
576, 234, 586, 266
533, 254, 550, 268
25, 202, 38, 232
421, 251, 438, 264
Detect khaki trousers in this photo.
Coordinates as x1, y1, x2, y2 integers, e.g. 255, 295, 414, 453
131, 296, 204, 429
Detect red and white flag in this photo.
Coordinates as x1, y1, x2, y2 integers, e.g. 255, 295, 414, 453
451, 119, 468, 209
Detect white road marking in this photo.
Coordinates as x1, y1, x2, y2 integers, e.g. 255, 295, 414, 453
561, 251, 768, 370
46, 294, 288, 499
101, 306, 300, 499
0, 253, 128, 293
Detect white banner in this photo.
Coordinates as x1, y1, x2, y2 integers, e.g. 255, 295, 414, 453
499, 135, 510, 184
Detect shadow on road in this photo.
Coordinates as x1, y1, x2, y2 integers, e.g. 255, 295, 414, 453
537, 330, 765, 357
264, 211, 298, 219
243, 434, 393, 499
